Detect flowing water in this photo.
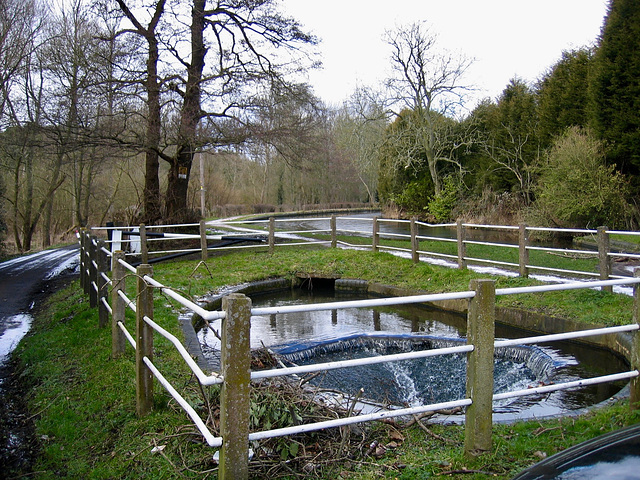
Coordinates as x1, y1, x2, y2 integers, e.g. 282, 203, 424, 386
269, 212, 576, 248
198, 287, 628, 421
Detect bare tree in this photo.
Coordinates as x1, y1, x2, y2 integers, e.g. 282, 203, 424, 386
114, 0, 317, 221
114, 0, 165, 222
0, 0, 60, 251
0, 0, 44, 125
334, 87, 389, 203
385, 22, 473, 194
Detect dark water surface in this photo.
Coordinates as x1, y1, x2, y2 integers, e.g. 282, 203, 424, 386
198, 287, 628, 421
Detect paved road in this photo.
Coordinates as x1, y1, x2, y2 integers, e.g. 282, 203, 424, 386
0, 244, 80, 475
0, 245, 79, 321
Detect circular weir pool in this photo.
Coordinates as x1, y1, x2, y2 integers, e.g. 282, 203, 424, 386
197, 287, 628, 421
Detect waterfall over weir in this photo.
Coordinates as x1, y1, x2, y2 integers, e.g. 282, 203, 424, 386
198, 287, 628, 420
273, 334, 566, 411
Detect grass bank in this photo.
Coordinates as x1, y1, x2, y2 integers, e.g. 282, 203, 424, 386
12, 247, 640, 479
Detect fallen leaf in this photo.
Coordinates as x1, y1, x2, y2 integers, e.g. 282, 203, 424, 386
151, 445, 166, 454
388, 429, 405, 442
533, 451, 547, 460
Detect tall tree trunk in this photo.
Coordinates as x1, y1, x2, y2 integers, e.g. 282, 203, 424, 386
11, 159, 23, 251
115, 0, 165, 223
42, 193, 53, 248
21, 153, 34, 251
143, 35, 161, 222
42, 149, 66, 247
165, 0, 205, 220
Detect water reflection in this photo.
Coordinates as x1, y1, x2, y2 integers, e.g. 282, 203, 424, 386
198, 289, 465, 350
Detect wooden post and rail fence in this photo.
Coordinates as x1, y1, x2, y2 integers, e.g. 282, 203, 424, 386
76, 219, 639, 479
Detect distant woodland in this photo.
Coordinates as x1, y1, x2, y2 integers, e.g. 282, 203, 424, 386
0, 0, 638, 253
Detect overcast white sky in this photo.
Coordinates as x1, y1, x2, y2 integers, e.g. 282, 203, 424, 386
279, 0, 609, 108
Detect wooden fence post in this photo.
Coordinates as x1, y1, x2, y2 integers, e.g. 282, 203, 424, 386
457, 219, 467, 269
200, 220, 208, 261
598, 226, 612, 293
268, 217, 275, 254
331, 215, 337, 248
372, 216, 379, 253
519, 223, 529, 278
83, 231, 92, 295
139, 223, 148, 264
631, 269, 640, 410
219, 293, 252, 480
79, 228, 86, 291
97, 240, 109, 328
465, 279, 495, 457
89, 236, 98, 307
410, 217, 419, 263
111, 251, 127, 358
136, 264, 154, 417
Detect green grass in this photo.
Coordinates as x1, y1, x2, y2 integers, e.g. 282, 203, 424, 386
611, 232, 640, 247
12, 246, 640, 479
225, 221, 602, 277
151, 247, 631, 326
15, 286, 217, 479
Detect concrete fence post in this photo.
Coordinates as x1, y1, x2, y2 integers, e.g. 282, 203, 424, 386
372, 216, 379, 253
411, 217, 419, 263
268, 217, 275, 254
89, 236, 98, 307
457, 219, 467, 269
139, 223, 148, 264
219, 293, 252, 480
111, 251, 127, 358
200, 220, 208, 261
465, 279, 496, 456
631, 269, 640, 410
598, 226, 612, 293
135, 264, 154, 417
97, 240, 109, 328
331, 215, 337, 248
519, 223, 529, 278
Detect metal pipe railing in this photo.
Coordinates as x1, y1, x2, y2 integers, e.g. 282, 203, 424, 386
251, 290, 476, 316
118, 289, 136, 313
496, 277, 640, 296
143, 356, 223, 447
251, 344, 474, 380
142, 274, 225, 321
248, 398, 473, 442
78, 219, 640, 478
495, 324, 640, 348
493, 371, 639, 401
143, 315, 223, 386
118, 321, 136, 348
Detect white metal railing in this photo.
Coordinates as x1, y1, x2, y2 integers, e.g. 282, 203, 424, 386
203, 216, 639, 283
251, 344, 475, 380
76, 220, 640, 478
84, 216, 640, 286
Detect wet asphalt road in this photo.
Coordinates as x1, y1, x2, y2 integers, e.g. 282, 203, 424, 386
0, 244, 80, 476
0, 245, 80, 326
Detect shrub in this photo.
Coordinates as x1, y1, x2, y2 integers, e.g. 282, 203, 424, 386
392, 178, 432, 215
528, 127, 631, 229
426, 176, 460, 222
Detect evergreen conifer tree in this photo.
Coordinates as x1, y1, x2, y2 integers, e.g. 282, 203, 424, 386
590, 0, 640, 176
538, 48, 593, 145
